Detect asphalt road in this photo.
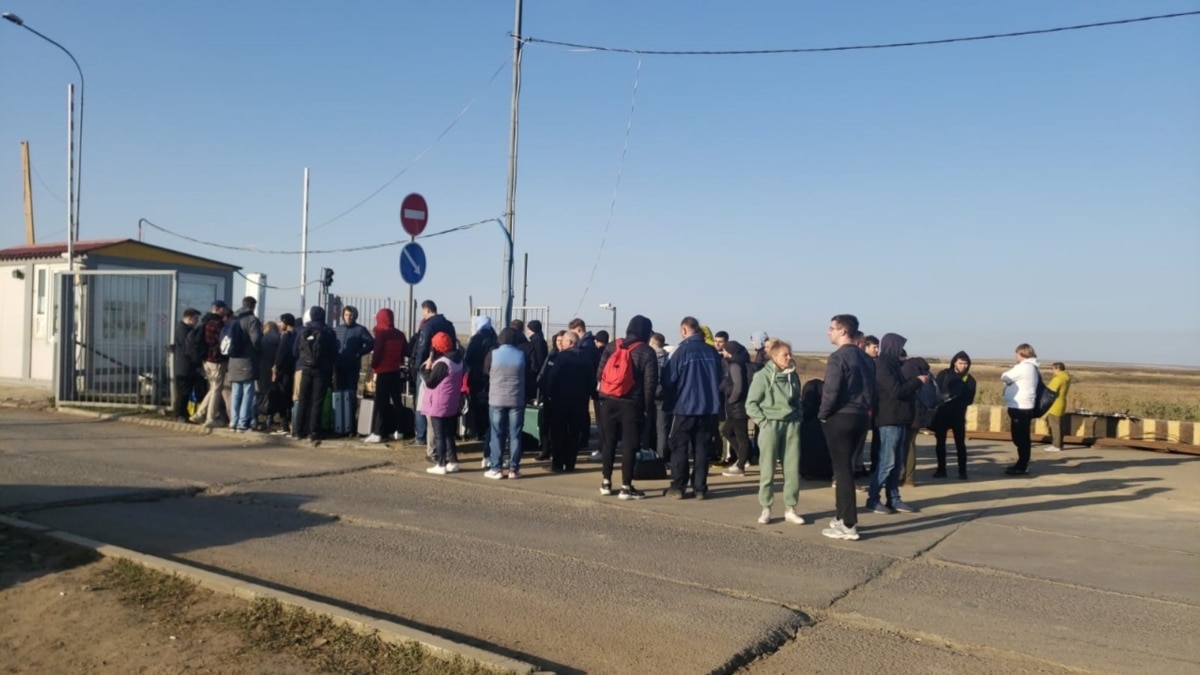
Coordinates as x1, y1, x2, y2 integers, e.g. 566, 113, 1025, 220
2, 407, 1198, 674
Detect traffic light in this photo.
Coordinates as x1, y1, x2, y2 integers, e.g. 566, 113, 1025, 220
322, 268, 334, 288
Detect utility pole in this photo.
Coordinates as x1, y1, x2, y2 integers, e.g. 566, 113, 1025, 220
20, 141, 35, 244
502, 0, 523, 326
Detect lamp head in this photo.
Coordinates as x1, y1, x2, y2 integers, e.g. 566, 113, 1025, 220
2, 13, 24, 26
599, 303, 613, 310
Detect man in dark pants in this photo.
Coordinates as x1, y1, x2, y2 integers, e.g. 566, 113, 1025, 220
170, 308, 202, 422
662, 317, 722, 500
818, 314, 876, 541
544, 331, 593, 472
596, 315, 659, 500
294, 306, 339, 444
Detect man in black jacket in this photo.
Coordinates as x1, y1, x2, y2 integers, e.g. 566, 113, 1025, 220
596, 315, 659, 500
719, 341, 753, 476
931, 351, 976, 479
867, 333, 928, 515
543, 331, 594, 473
170, 308, 202, 423
294, 306, 339, 444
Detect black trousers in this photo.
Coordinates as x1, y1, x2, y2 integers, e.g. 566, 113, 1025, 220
172, 373, 198, 420
599, 398, 642, 487
371, 371, 405, 437
550, 401, 589, 471
295, 368, 330, 439
1008, 408, 1035, 470
933, 411, 968, 473
669, 414, 716, 494
721, 416, 751, 469
431, 416, 459, 466
823, 413, 867, 529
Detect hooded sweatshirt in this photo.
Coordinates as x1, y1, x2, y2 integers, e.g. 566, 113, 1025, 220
746, 359, 801, 424
465, 315, 498, 393
875, 333, 923, 427
370, 308, 407, 374
596, 314, 659, 414
935, 351, 976, 418
720, 341, 752, 419
296, 306, 339, 374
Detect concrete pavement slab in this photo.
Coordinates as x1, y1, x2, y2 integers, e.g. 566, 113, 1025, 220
834, 558, 1200, 674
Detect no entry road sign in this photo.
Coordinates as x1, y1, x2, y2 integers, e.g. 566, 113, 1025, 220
400, 193, 428, 236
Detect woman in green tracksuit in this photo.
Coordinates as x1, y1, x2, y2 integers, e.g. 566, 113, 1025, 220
746, 340, 806, 526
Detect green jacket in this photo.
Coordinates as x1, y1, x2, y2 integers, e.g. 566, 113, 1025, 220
746, 360, 801, 424
1046, 370, 1071, 417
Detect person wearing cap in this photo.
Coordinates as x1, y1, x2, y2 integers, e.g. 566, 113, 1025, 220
421, 331, 464, 474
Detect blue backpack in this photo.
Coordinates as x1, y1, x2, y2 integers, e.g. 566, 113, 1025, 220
219, 318, 249, 358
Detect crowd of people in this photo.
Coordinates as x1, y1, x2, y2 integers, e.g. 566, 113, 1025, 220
169, 299, 1073, 542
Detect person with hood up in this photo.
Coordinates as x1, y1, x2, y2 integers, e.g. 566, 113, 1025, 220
364, 308, 408, 443
746, 340, 806, 525
464, 315, 498, 447
868, 333, 928, 514
483, 328, 527, 478
719, 341, 753, 476
931, 351, 976, 479
1001, 343, 1041, 475
421, 332, 464, 475
333, 306, 375, 437
294, 307, 339, 444
596, 315, 660, 500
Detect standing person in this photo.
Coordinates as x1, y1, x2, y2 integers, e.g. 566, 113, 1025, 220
190, 302, 229, 427
648, 332, 672, 460
568, 318, 600, 453
421, 332, 464, 475
746, 340, 806, 525
662, 317, 722, 500
720, 341, 753, 476
1001, 344, 1041, 475
899, 355, 936, 487
409, 301, 457, 448
273, 314, 298, 434
256, 321, 281, 431
226, 297, 264, 433
365, 308, 407, 443
1043, 362, 1072, 453
170, 308, 203, 423
932, 351, 976, 479
867, 333, 927, 514
484, 328, 527, 479
464, 315, 497, 446
294, 307, 338, 444
818, 314, 875, 541
596, 315, 659, 500
543, 331, 593, 473
333, 306, 374, 437
861, 334, 882, 475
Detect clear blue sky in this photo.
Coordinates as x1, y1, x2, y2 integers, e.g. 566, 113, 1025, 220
3, 1, 1198, 366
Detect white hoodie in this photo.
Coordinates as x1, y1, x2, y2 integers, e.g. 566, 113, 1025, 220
1001, 358, 1040, 410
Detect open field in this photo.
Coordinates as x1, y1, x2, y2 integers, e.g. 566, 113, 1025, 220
793, 355, 1200, 422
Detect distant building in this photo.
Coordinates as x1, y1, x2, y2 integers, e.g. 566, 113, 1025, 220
0, 238, 240, 389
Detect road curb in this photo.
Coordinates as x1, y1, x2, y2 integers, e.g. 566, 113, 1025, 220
1, 517, 537, 674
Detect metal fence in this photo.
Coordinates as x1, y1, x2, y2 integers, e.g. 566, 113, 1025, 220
54, 270, 177, 408
326, 294, 412, 334
472, 305, 550, 330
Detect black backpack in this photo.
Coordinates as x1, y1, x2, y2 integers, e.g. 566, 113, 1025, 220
184, 323, 207, 364
298, 326, 325, 369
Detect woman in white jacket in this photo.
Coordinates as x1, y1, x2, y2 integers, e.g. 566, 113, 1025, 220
1000, 343, 1040, 475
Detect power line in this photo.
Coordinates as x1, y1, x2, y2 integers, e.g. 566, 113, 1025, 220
31, 161, 66, 204
524, 10, 1200, 56
307, 58, 509, 234
138, 216, 496, 255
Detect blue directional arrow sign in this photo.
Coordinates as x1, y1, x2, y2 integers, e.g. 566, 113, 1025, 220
399, 242, 427, 285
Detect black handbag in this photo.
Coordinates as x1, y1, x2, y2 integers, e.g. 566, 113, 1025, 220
633, 449, 668, 481
1034, 371, 1058, 418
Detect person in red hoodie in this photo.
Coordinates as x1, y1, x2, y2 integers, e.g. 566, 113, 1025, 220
364, 308, 409, 443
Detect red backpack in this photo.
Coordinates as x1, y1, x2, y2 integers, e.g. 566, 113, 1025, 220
599, 339, 641, 397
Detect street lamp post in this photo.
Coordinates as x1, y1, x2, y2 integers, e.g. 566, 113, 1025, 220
599, 303, 617, 340
4, 12, 85, 270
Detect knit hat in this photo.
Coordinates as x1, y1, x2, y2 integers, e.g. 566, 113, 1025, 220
279, 313, 295, 328
432, 331, 453, 354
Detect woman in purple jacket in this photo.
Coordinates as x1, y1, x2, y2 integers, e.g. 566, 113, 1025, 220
422, 332, 464, 475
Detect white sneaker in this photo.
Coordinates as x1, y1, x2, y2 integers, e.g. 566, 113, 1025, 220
363, 434, 383, 444
785, 509, 807, 525
721, 466, 745, 477
757, 508, 771, 524
445, 462, 461, 473
484, 469, 503, 479
822, 519, 860, 541
392, 431, 402, 441
481, 458, 490, 468
589, 450, 603, 462
426, 465, 447, 475
1043, 446, 1062, 453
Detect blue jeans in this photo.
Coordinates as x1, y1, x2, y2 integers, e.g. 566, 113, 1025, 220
415, 380, 428, 442
868, 424, 908, 506
489, 405, 525, 472
230, 380, 257, 430
332, 390, 355, 435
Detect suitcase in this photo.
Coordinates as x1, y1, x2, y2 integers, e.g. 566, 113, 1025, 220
357, 397, 375, 437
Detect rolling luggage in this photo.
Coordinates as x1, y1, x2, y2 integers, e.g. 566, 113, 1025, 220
357, 397, 375, 437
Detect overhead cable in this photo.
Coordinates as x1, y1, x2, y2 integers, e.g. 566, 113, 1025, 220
523, 10, 1200, 56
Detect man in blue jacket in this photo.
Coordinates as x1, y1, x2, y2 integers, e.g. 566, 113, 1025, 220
662, 316, 723, 499
334, 306, 374, 437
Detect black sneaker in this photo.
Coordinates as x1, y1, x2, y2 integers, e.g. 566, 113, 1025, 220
958, 470, 969, 480
931, 468, 947, 479
1004, 466, 1029, 476
600, 480, 613, 496
618, 486, 645, 501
